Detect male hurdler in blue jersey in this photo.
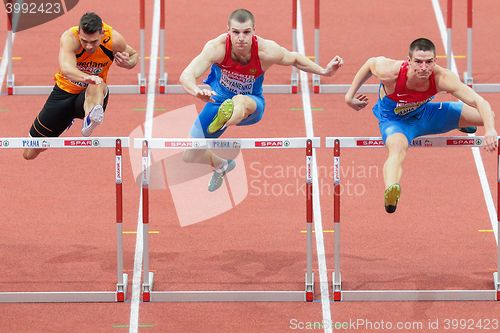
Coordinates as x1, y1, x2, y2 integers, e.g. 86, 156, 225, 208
180, 8, 343, 191
345, 38, 497, 213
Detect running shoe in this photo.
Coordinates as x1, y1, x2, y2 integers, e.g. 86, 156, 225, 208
384, 183, 401, 214
207, 99, 234, 134
208, 159, 236, 192
459, 126, 477, 134
82, 104, 104, 137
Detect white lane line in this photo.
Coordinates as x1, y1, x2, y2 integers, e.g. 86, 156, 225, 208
297, 1, 332, 332
129, 0, 161, 332
432, 0, 498, 241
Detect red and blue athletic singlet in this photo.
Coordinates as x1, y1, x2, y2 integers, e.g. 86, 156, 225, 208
374, 61, 438, 120
373, 61, 463, 143
203, 34, 265, 100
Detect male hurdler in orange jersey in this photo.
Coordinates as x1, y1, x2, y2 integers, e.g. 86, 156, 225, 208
24, 12, 138, 160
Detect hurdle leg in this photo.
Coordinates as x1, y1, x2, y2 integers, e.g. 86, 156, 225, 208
446, 0, 453, 70
158, 0, 167, 93
494, 135, 500, 299
141, 140, 154, 302
464, 0, 473, 87
312, 0, 320, 93
291, 0, 299, 94
115, 139, 128, 302
332, 139, 342, 301
305, 140, 314, 301
6, 13, 14, 95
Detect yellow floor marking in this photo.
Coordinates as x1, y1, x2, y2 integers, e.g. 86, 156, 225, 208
478, 229, 494, 233
143, 56, 170, 60
0, 56, 21, 60
123, 230, 160, 235
436, 54, 466, 59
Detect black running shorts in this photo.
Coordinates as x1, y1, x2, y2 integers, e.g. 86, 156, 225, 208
29, 84, 109, 137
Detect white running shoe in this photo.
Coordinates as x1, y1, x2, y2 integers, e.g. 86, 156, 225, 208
82, 105, 104, 137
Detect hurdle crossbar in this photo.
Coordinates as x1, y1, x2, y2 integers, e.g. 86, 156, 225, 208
137, 137, 319, 302
158, 0, 299, 94
5, 2, 146, 95
326, 135, 500, 301
0, 137, 128, 303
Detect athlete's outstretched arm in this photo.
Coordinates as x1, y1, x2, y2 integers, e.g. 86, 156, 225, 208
58, 30, 102, 84
262, 40, 343, 76
345, 57, 398, 111
112, 30, 138, 69
179, 39, 224, 103
437, 68, 497, 151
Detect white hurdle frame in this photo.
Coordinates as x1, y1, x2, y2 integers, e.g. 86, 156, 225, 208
136, 137, 319, 302
313, 0, 500, 94
311, 0, 378, 94
158, 0, 299, 94
446, 0, 500, 92
5, 1, 146, 95
0, 137, 129, 302
326, 135, 500, 301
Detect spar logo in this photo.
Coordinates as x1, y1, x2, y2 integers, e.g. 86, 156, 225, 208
446, 138, 482, 146
356, 139, 384, 147
64, 139, 98, 146
255, 140, 290, 147
165, 141, 193, 148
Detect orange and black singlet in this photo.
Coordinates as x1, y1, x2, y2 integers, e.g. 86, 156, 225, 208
54, 22, 114, 94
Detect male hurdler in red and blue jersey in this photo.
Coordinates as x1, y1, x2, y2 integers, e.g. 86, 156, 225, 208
190, 34, 266, 138
373, 60, 463, 142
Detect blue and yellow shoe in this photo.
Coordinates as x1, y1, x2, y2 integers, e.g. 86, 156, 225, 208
207, 99, 234, 134
384, 183, 401, 214
208, 160, 236, 192
459, 126, 477, 134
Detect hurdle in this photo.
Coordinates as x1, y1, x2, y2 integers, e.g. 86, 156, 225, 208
445, 0, 500, 93
0, 137, 128, 302
136, 137, 319, 302
310, 0, 377, 94
326, 135, 499, 301
5, 1, 147, 95
157, 0, 299, 94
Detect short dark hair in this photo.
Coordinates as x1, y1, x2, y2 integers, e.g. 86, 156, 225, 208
79, 12, 102, 34
409, 38, 436, 57
228, 9, 255, 27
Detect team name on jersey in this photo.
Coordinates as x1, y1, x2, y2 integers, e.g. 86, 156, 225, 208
219, 69, 255, 95
77, 60, 109, 75
394, 96, 434, 116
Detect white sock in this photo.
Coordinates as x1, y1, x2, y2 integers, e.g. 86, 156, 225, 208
215, 160, 228, 173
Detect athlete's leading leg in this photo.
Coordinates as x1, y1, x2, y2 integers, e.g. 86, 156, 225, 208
383, 133, 408, 213
207, 94, 257, 133
458, 103, 490, 127
82, 83, 108, 136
